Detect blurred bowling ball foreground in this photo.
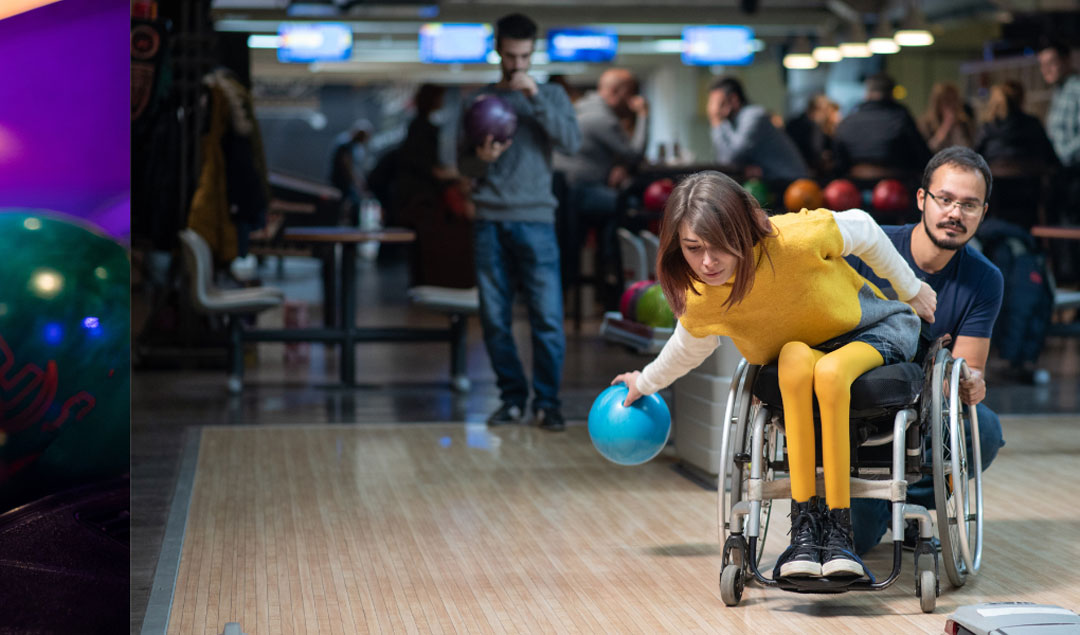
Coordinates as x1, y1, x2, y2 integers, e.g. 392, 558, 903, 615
823, 178, 861, 211
742, 178, 769, 207
783, 178, 825, 212
643, 178, 675, 212
872, 179, 910, 212
464, 94, 518, 147
0, 212, 130, 511
588, 383, 671, 466
635, 282, 675, 329
620, 279, 654, 321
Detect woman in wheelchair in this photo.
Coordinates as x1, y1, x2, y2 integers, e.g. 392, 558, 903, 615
612, 171, 937, 580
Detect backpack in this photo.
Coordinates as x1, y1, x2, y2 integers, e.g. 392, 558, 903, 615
977, 219, 1054, 366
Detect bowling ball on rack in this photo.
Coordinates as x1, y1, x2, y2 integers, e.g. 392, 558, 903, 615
620, 279, 654, 321
871, 179, 910, 212
635, 283, 675, 329
588, 383, 671, 466
783, 178, 825, 212
823, 178, 862, 211
742, 178, 769, 207
643, 178, 675, 212
463, 94, 518, 147
0, 211, 130, 511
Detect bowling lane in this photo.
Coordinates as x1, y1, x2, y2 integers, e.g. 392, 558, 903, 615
150, 421, 1080, 634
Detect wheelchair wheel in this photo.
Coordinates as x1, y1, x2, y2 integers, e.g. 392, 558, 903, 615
930, 349, 984, 587
717, 362, 772, 569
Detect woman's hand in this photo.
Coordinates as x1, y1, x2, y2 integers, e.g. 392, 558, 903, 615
908, 281, 937, 324
611, 371, 643, 407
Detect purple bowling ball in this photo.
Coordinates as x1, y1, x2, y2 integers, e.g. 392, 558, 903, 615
464, 94, 517, 147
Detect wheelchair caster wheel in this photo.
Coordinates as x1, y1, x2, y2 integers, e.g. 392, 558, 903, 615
720, 564, 744, 607
917, 569, 937, 613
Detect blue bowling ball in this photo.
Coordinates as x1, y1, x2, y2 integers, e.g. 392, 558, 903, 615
588, 383, 671, 466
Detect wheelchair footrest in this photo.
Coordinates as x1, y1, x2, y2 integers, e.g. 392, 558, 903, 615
776, 575, 869, 594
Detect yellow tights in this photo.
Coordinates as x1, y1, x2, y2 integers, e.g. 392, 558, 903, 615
777, 341, 883, 509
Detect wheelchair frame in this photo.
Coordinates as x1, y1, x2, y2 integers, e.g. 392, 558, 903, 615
716, 347, 983, 613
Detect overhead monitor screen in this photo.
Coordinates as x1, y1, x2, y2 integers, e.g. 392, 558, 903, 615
681, 25, 755, 66
278, 22, 353, 63
419, 23, 493, 64
547, 28, 618, 62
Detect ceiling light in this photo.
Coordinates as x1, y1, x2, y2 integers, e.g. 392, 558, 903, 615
839, 21, 871, 58
812, 33, 842, 63
783, 36, 817, 70
894, 3, 935, 47
867, 16, 899, 54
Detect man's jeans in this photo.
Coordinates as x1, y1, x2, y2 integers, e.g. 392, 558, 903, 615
474, 220, 565, 411
851, 402, 1005, 555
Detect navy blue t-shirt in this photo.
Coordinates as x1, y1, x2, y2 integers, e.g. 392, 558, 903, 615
845, 224, 1004, 342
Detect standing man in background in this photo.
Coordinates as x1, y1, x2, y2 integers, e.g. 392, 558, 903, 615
1039, 40, 1080, 283
459, 13, 582, 431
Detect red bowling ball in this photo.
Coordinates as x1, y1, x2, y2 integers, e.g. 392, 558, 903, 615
643, 178, 675, 212
871, 179, 910, 212
823, 178, 862, 211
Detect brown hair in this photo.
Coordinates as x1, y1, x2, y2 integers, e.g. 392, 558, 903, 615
985, 80, 1024, 122
656, 171, 774, 316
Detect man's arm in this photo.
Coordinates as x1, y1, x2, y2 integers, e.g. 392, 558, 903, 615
529, 84, 582, 155
952, 336, 990, 405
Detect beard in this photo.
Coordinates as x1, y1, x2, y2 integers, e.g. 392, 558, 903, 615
923, 215, 972, 250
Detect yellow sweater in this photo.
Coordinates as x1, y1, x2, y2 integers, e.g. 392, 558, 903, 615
679, 208, 889, 365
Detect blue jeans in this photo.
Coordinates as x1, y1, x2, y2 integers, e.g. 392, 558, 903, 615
851, 402, 1004, 555
474, 220, 565, 411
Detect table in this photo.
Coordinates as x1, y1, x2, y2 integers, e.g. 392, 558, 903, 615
239, 226, 469, 387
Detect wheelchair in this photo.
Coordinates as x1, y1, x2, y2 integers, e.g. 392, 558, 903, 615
716, 338, 983, 613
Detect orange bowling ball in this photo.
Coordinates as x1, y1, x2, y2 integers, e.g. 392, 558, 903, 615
823, 178, 862, 211
783, 178, 824, 212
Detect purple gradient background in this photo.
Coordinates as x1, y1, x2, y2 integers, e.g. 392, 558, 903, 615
0, 0, 130, 239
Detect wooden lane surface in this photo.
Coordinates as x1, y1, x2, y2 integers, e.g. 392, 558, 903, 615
167, 416, 1080, 634
283, 226, 417, 244
1031, 225, 1080, 241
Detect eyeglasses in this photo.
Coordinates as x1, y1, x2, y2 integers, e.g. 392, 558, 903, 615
925, 191, 984, 217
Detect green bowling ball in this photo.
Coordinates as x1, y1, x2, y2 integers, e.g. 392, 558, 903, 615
742, 178, 769, 207
635, 283, 675, 329
0, 211, 129, 510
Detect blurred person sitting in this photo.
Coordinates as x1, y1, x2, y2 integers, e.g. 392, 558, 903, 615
553, 68, 649, 301
833, 72, 931, 178
975, 80, 1059, 169
707, 76, 808, 182
786, 93, 840, 178
918, 81, 976, 153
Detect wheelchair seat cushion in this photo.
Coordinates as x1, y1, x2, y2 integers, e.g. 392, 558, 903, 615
752, 362, 923, 412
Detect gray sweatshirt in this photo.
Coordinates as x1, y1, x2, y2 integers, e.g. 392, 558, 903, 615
554, 91, 648, 186
459, 82, 582, 223
711, 103, 808, 182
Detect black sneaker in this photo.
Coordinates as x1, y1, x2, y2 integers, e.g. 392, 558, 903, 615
487, 402, 525, 426
775, 498, 823, 578
535, 407, 566, 432
902, 519, 942, 552
821, 507, 867, 578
